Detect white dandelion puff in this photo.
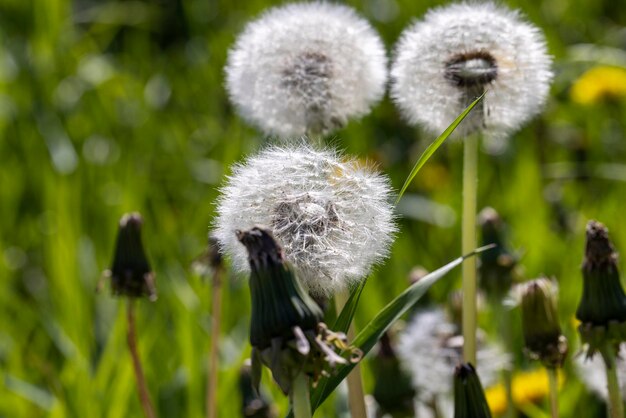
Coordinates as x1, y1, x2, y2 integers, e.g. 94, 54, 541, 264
214, 144, 396, 296
390, 2, 553, 143
225, 2, 387, 138
576, 346, 626, 401
397, 308, 509, 413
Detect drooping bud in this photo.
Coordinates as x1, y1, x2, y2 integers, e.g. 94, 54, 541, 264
478, 207, 517, 299
239, 360, 276, 418
104, 212, 156, 301
453, 363, 492, 418
576, 220, 626, 357
372, 331, 415, 418
237, 226, 361, 395
520, 278, 568, 368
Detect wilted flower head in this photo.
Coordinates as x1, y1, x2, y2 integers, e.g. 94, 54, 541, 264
214, 144, 395, 296
225, 2, 387, 138
103, 212, 156, 301
397, 308, 509, 407
391, 2, 552, 143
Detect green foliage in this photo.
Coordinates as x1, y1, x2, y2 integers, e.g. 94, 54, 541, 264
0, 0, 625, 417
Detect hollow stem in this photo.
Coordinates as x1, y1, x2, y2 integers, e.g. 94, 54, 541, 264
462, 133, 479, 365
335, 291, 367, 418
547, 368, 559, 418
292, 373, 312, 418
603, 344, 625, 418
127, 299, 157, 418
206, 266, 223, 418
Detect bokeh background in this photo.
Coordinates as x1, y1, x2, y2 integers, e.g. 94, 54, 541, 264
1, 0, 625, 417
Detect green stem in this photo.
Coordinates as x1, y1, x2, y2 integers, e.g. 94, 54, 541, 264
462, 134, 479, 365
127, 300, 157, 418
547, 368, 559, 418
206, 266, 223, 418
292, 373, 312, 418
603, 344, 624, 418
335, 292, 368, 418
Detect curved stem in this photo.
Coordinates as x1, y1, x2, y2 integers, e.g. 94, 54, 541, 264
603, 344, 624, 418
127, 299, 157, 418
547, 368, 559, 418
462, 134, 479, 365
207, 267, 223, 418
292, 373, 312, 418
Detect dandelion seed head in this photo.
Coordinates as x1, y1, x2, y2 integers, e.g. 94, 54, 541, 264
397, 308, 509, 402
214, 144, 396, 296
391, 2, 553, 141
225, 2, 387, 138
576, 346, 626, 400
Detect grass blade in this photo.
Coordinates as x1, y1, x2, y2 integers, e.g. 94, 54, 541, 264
332, 279, 368, 334
307, 244, 495, 414
395, 91, 487, 205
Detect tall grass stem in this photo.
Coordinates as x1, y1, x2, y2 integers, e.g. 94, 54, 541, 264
127, 300, 157, 418
207, 267, 223, 418
462, 134, 479, 365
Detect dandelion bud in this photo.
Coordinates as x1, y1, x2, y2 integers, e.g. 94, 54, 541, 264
576, 220, 626, 356
453, 363, 492, 418
238, 227, 361, 394
105, 212, 156, 301
372, 332, 416, 418
520, 278, 568, 368
239, 361, 276, 418
478, 207, 517, 299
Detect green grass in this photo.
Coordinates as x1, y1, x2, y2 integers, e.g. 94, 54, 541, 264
1, 0, 626, 417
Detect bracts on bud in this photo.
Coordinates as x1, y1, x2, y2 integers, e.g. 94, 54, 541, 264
453, 363, 492, 418
237, 227, 362, 397
576, 220, 626, 359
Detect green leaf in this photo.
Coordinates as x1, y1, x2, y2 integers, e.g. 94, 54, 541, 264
307, 244, 496, 414
395, 91, 487, 205
332, 278, 368, 334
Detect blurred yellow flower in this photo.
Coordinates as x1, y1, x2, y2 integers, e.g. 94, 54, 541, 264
571, 66, 626, 105
486, 369, 564, 415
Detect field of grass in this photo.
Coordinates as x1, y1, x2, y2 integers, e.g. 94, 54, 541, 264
1, 0, 626, 417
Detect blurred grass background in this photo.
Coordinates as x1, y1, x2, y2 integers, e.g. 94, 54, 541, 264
0, 0, 625, 417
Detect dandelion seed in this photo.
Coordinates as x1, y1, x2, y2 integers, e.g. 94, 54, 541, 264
214, 144, 395, 296
390, 2, 553, 143
225, 2, 387, 138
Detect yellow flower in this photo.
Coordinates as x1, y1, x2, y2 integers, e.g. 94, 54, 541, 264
486, 369, 564, 415
570, 66, 626, 105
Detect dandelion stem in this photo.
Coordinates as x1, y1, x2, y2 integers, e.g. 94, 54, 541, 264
603, 344, 624, 418
462, 133, 479, 365
206, 266, 224, 418
547, 368, 559, 418
335, 291, 368, 418
292, 373, 312, 418
127, 300, 157, 418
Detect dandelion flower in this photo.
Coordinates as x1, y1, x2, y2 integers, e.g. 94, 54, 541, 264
570, 66, 626, 105
397, 308, 509, 412
486, 368, 561, 415
225, 2, 387, 138
214, 144, 395, 296
390, 2, 553, 141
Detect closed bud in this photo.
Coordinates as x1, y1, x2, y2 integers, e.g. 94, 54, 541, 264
238, 227, 361, 394
372, 331, 415, 418
520, 278, 568, 368
479, 207, 517, 299
453, 363, 492, 418
104, 213, 156, 301
576, 220, 626, 357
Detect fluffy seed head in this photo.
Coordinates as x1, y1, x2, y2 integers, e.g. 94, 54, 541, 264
391, 2, 553, 143
225, 2, 387, 138
397, 308, 509, 402
214, 144, 396, 296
